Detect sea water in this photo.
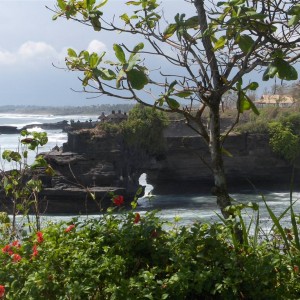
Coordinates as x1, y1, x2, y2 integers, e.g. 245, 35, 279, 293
0, 113, 97, 169
0, 113, 299, 230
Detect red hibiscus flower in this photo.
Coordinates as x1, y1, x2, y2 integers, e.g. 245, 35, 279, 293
2, 245, 13, 256
0, 285, 5, 298
12, 253, 21, 263
36, 231, 44, 243
12, 240, 21, 248
65, 224, 75, 233
134, 213, 141, 224
113, 195, 124, 206
32, 244, 39, 258
151, 229, 158, 238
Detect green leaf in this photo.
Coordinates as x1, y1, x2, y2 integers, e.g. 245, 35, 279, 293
213, 36, 226, 51
288, 14, 300, 26
184, 16, 199, 29
263, 58, 298, 81
126, 1, 141, 5
57, 0, 66, 10
116, 69, 126, 88
262, 62, 278, 81
94, 69, 116, 80
168, 80, 177, 93
166, 97, 180, 109
239, 93, 259, 115
113, 44, 126, 64
174, 91, 193, 98
276, 59, 298, 80
163, 23, 177, 40
221, 147, 233, 157
89, 53, 99, 68
90, 16, 101, 31
127, 69, 148, 90
244, 82, 259, 91
288, 4, 300, 16
120, 13, 130, 24
95, 0, 108, 9
79, 50, 90, 62
236, 78, 243, 90
2, 150, 22, 162
67, 48, 77, 58
262, 196, 291, 254
132, 42, 144, 54
126, 54, 140, 72
238, 35, 255, 54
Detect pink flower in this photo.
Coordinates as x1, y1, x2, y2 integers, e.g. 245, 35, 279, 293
2, 245, 13, 256
134, 213, 141, 224
12, 253, 21, 263
12, 240, 21, 248
36, 231, 44, 243
0, 285, 5, 298
65, 224, 75, 233
32, 244, 38, 258
113, 195, 124, 206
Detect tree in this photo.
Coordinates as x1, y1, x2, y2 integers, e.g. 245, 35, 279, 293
51, 0, 300, 217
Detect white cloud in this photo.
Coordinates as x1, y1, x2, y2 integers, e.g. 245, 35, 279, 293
0, 40, 108, 67
0, 49, 16, 65
0, 41, 59, 66
18, 41, 57, 59
87, 40, 107, 54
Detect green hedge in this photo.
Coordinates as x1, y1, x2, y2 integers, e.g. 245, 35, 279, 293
0, 208, 299, 299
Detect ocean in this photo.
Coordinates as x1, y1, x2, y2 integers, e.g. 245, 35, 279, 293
0, 113, 299, 230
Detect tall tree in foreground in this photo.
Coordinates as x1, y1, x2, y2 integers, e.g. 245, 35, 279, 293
52, 0, 300, 217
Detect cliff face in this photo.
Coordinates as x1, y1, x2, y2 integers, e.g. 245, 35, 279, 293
36, 124, 297, 213
147, 133, 295, 193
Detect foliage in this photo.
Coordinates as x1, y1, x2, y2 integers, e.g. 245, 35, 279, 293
122, 105, 169, 156
97, 121, 121, 136
0, 131, 54, 234
235, 107, 300, 134
268, 122, 300, 163
97, 104, 169, 156
0, 203, 300, 299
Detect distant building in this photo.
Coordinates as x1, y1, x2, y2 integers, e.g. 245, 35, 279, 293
255, 94, 295, 108
99, 110, 128, 123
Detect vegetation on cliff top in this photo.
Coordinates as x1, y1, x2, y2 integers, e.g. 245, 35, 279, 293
234, 107, 300, 163
96, 104, 169, 156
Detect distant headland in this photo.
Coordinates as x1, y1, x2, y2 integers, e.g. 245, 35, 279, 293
0, 104, 135, 115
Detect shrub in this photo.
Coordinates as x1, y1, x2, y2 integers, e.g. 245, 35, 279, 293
268, 122, 300, 162
0, 206, 300, 299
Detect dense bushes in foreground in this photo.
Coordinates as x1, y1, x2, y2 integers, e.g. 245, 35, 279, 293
0, 206, 300, 300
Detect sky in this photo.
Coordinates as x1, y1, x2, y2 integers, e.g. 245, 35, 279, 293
0, 0, 296, 107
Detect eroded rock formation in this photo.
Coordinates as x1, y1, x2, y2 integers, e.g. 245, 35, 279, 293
32, 121, 298, 213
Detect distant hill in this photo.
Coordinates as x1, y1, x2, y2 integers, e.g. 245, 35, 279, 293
0, 104, 135, 115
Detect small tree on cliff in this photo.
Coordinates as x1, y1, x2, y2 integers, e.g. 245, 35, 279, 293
51, 0, 300, 217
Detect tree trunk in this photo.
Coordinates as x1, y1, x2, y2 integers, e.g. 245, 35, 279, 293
209, 101, 232, 218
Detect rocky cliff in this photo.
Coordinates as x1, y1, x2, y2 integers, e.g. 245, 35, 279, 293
4, 121, 290, 214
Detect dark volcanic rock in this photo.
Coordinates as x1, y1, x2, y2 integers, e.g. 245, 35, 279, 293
0, 126, 20, 134
21, 122, 298, 213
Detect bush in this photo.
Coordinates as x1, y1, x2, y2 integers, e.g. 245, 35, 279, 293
269, 122, 300, 162
97, 104, 169, 156
0, 206, 300, 299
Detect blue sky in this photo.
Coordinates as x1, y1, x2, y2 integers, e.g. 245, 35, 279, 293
0, 0, 295, 106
